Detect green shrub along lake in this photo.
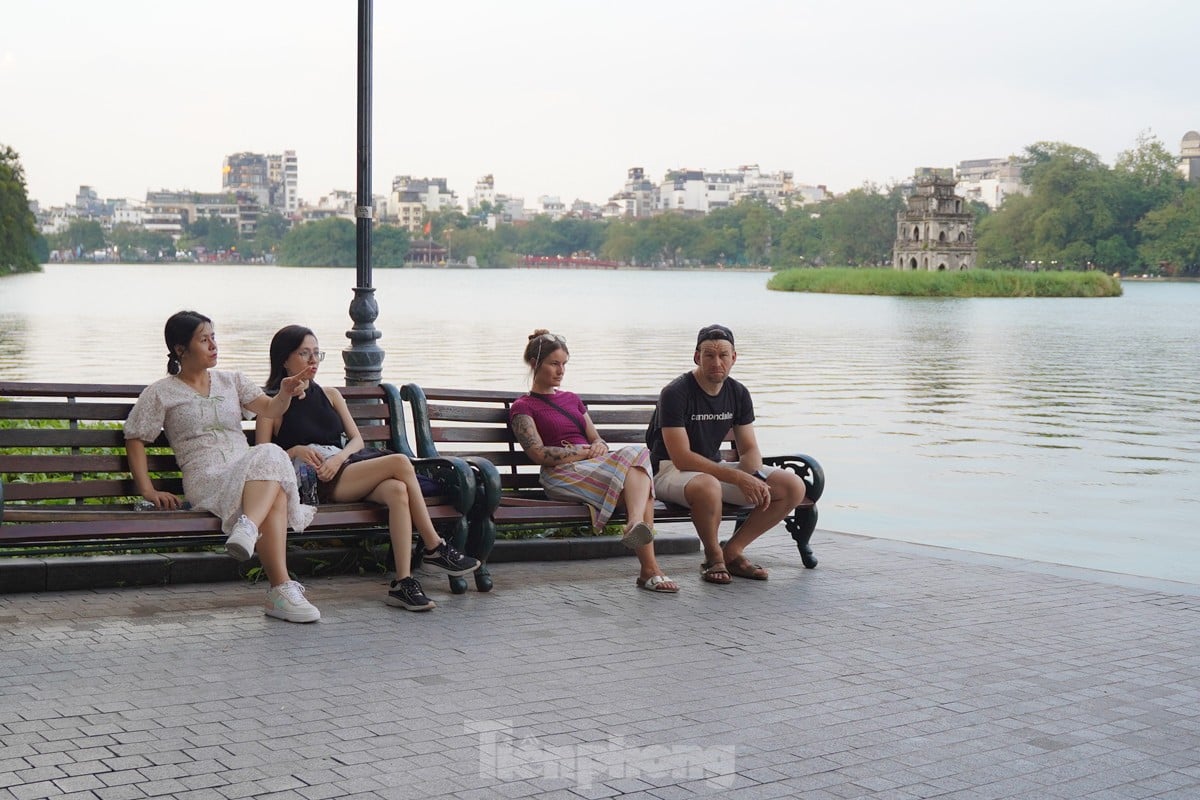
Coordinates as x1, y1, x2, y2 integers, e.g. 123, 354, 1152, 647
769, 267, 1123, 297
1, 264, 1196, 583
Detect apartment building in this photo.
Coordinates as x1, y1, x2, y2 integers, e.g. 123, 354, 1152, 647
954, 157, 1029, 209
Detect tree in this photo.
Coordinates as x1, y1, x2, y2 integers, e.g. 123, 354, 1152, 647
110, 224, 174, 261
54, 219, 106, 255
279, 217, 356, 266
1137, 185, 1200, 276
373, 224, 410, 267
817, 184, 902, 266
0, 144, 40, 274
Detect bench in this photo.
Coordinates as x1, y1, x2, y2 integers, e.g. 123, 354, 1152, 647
0, 381, 477, 593
399, 384, 825, 585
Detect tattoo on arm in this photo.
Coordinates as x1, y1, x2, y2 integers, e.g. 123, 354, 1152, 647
513, 415, 577, 466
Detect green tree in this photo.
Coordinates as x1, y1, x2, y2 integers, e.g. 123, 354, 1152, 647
0, 144, 40, 274
110, 224, 174, 261
180, 217, 238, 254
279, 217, 356, 266
53, 219, 106, 255
1136, 185, 1200, 276
373, 224, 411, 267
817, 184, 902, 266
248, 211, 290, 259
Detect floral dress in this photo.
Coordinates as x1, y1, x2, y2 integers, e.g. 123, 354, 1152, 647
123, 370, 315, 535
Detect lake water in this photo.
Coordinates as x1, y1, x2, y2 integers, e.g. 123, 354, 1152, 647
2, 263, 1198, 584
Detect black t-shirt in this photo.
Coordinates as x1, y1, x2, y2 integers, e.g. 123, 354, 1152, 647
647, 372, 754, 469
273, 383, 344, 450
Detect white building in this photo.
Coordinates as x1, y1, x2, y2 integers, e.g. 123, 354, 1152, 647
606, 167, 658, 218
391, 176, 458, 213
955, 158, 1029, 209
537, 195, 566, 219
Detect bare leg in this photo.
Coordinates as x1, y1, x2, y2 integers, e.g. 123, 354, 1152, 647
684, 474, 726, 574
362, 479, 415, 578
329, 455, 443, 551
618, 467, 654, 536
723, 470, 807, 563
241, 480, 290, 586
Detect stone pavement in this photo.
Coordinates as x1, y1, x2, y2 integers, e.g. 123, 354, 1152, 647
2, 526, 1198, 800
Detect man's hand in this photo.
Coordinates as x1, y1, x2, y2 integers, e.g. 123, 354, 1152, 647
733, 469, 771, 509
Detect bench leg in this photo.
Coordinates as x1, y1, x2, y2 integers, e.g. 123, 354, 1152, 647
442, 517, 472, 595
466, 511, 496, 593
786, 506, 819, 569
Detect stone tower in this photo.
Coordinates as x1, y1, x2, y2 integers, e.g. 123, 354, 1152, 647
893, 169, 976, 271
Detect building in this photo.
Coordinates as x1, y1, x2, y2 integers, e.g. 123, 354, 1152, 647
222, 153, 270, 208
267, 150, 299, 213
658, 169, 709, 214
893, 170, 976, 271
537, 195, 566, 219
224, 150, 297, 212
1180, 131, 1200, 182
605, 167, 658, 218
145, 190, 256, 236
955, 157, 1029, 209
390, 176, 458, 213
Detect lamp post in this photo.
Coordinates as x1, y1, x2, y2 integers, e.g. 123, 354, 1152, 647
344, 0, 384, 386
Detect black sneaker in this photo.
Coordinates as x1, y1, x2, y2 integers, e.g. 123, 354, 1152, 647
421, 540, 481, 577
386, 577, 435, 611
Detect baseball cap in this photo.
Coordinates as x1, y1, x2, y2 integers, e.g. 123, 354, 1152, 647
696, 324, 735, 349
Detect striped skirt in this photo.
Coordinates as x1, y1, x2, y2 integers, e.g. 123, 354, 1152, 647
540, 445, 654, 530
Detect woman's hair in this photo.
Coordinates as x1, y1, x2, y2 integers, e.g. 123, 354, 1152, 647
523, 329, 568, 372
266, 324, 315, 391
163, 310, 212, 375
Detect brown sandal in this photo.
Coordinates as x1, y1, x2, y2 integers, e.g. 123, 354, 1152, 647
726, 555, 769, 580
701, 561, 732, 584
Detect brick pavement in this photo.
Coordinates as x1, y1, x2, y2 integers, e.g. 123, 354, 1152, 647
1, 526, 1198, 800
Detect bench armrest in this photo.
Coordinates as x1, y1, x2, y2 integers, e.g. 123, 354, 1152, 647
460, 455, 501, 517
399, 383, 440, 459
761, 453, 825, 504
410, 456, 476, 516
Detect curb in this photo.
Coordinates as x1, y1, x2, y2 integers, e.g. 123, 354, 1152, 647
0, 533, 700, 594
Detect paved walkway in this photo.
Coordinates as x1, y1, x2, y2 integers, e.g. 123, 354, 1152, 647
2, 527, 1198, 800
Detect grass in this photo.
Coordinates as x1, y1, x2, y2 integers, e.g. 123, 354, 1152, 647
768, 268, 1123, 298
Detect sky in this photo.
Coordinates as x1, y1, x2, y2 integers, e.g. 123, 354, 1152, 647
3, 0, 1198, 210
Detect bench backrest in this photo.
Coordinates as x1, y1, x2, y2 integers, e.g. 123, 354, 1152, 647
0, 381, 408, 506
402, 385, 738, 494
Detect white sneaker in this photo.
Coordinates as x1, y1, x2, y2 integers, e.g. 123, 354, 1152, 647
265, 580, 321, 623
225, 515, 260, 561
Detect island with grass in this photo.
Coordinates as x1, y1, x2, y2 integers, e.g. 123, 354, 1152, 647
768, 268, 1123, 298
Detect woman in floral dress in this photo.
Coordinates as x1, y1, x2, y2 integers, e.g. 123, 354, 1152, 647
124, 310, 322, 623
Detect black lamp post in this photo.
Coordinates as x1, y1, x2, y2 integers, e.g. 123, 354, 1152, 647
344, 0, 384, 385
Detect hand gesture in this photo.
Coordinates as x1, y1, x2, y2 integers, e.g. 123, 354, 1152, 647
280, 364, 316, 399
290, 444, 326, 469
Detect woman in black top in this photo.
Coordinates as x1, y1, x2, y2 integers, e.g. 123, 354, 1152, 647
256, 325, 479, 611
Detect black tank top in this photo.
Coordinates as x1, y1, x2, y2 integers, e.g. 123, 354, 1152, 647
274, 382, 344, 449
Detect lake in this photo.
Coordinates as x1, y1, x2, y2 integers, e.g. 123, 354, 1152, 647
2, 263, 1197, 584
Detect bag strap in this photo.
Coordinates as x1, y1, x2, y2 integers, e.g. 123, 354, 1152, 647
527, 393, 589, 439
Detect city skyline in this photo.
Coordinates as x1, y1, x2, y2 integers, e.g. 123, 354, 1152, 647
3, 1, 1197, 209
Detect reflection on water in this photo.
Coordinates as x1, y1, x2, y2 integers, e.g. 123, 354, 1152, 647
2, 264, 1198, 583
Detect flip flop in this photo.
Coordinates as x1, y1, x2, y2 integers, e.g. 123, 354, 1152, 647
636, 575, 679, 593
700, 561, 732, 584
726, 555, 769, 580
621, 522, 654, 549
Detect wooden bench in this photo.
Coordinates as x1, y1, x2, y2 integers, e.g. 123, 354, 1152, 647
0, 381, 478, 592
399, 384, 825, 586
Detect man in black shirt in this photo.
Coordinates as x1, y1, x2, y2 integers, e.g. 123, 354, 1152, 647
647, 324, 806, 583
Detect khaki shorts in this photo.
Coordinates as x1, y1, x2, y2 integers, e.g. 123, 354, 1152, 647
653, 460, 778, 507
